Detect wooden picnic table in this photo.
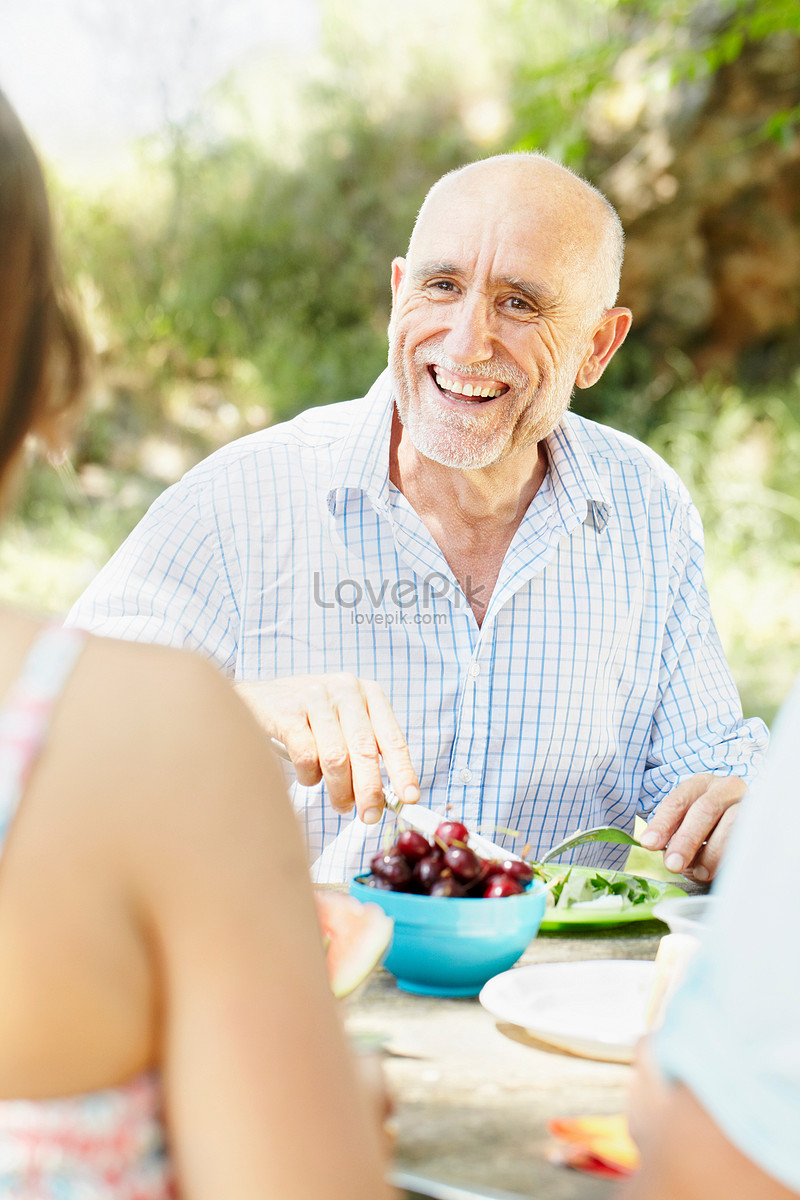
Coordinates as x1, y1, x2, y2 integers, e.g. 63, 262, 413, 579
341, 915, 671, 1200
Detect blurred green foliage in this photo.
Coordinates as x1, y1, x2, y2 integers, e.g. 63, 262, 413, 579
647, 373, 800, 721
0, 0, 798, 723
59, 113, 476, 421
49, 0, 797, 434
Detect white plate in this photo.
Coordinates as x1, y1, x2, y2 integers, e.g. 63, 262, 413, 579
479, 960, 655, 1063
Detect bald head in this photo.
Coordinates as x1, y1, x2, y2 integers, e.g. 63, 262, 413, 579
388, 150, 632, 470
408, 153, 625, 323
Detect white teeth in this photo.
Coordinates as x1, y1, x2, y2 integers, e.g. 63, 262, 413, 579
433, 370, 504, 399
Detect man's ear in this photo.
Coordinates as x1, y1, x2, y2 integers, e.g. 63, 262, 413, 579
575, 307, 632, 389
391, 257, 406, 303
388, 257, 407, 337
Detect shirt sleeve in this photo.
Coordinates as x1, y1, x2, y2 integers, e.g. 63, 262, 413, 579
638, 490, 768, 812
65, 475, 239, 674
654, 673, 800, 1193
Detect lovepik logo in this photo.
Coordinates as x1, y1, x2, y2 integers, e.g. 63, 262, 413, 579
312, 571, 485, 612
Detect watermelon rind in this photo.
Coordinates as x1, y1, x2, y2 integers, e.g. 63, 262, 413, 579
316, 892, 394, 998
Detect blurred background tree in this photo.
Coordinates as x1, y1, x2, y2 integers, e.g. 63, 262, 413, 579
1, 0, 798, 721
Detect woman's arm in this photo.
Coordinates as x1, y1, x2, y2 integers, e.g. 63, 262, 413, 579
112, 646, 393, 1200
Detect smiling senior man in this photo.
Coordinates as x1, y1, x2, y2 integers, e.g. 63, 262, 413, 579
68, 152, 767, 883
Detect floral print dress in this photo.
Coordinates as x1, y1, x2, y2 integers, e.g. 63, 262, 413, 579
0, 625, 176, 1198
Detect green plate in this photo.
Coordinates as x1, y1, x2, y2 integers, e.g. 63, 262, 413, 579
538, 865, 685, 930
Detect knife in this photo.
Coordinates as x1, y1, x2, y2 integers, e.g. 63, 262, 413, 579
269, 737, 523, 863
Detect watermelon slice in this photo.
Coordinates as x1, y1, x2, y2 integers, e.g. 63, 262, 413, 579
315, 892, 394, 998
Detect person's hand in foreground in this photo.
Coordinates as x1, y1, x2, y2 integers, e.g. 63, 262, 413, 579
236, 673, 420, 823
638, 773, 744, 882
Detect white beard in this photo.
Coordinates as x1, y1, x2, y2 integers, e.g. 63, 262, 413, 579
390, 342, 578, 470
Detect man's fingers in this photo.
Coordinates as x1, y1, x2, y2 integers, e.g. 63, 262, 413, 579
306, 686, 360, 813
235, 673, 416, 824
235, 679, 324, 785
645, 775, 744, 878
683, 805, 738, 883
281, 721, 324, 788
363, 680, 420, 807
660, 792, 722, 876
335, 709, 387, 825
640, 774, 713, 851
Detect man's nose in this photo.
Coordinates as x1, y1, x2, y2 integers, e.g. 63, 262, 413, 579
441, 295, 494, 364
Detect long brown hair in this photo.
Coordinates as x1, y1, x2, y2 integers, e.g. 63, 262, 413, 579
0, 88, 88, 482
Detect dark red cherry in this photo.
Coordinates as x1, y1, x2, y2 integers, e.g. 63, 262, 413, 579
430, 875, 467, 897
394, 829, 431, 864
369, 849, 397, 874
435, 819, 470, 847
497, 858, 534, 885
483, 874, 524, 898
413, 850, 445, 892
443, 845, 482, 884
369, 852, 413, 890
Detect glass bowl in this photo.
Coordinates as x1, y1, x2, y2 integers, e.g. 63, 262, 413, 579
652, 893, 717, 937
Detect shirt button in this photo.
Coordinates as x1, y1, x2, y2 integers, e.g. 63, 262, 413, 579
468, 662, 480, 678
459, 768, 473, 784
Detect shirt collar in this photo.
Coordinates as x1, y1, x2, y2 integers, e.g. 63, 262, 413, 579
327, 374, 613, 532
544, 414, 613, 533
327, 369, 395, 515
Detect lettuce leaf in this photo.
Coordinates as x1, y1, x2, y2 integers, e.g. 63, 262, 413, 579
538, 865, 662, 910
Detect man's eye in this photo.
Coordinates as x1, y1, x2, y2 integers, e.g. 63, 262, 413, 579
428, 279, 457, 293
508, 295, 534, 312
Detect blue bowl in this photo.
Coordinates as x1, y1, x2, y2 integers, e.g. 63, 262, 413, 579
349, 877, 547, 997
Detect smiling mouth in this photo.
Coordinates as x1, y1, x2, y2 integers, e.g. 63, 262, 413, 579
429, 365, 509, 402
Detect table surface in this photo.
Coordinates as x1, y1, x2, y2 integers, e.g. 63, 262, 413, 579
342, 917, 671, 1200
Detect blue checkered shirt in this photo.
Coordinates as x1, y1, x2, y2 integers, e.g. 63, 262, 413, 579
68, 371, 768, 880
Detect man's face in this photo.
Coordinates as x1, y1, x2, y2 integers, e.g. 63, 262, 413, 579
388, 176, 596, 471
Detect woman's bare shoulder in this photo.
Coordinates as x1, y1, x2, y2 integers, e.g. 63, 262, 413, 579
44, 631, 275, 819
37, 630, 294, 898
0, 612, 232, 722
78, 628, 228, 680
75, 632, 248, 733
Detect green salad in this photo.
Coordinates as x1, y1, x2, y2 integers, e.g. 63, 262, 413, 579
535, 863, 665, 911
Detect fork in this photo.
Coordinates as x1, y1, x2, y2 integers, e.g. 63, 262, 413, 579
536, 824, 640, 865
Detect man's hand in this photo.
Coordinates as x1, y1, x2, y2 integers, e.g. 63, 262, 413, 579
235, 674, 420, 824
638, 773, 745, 882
